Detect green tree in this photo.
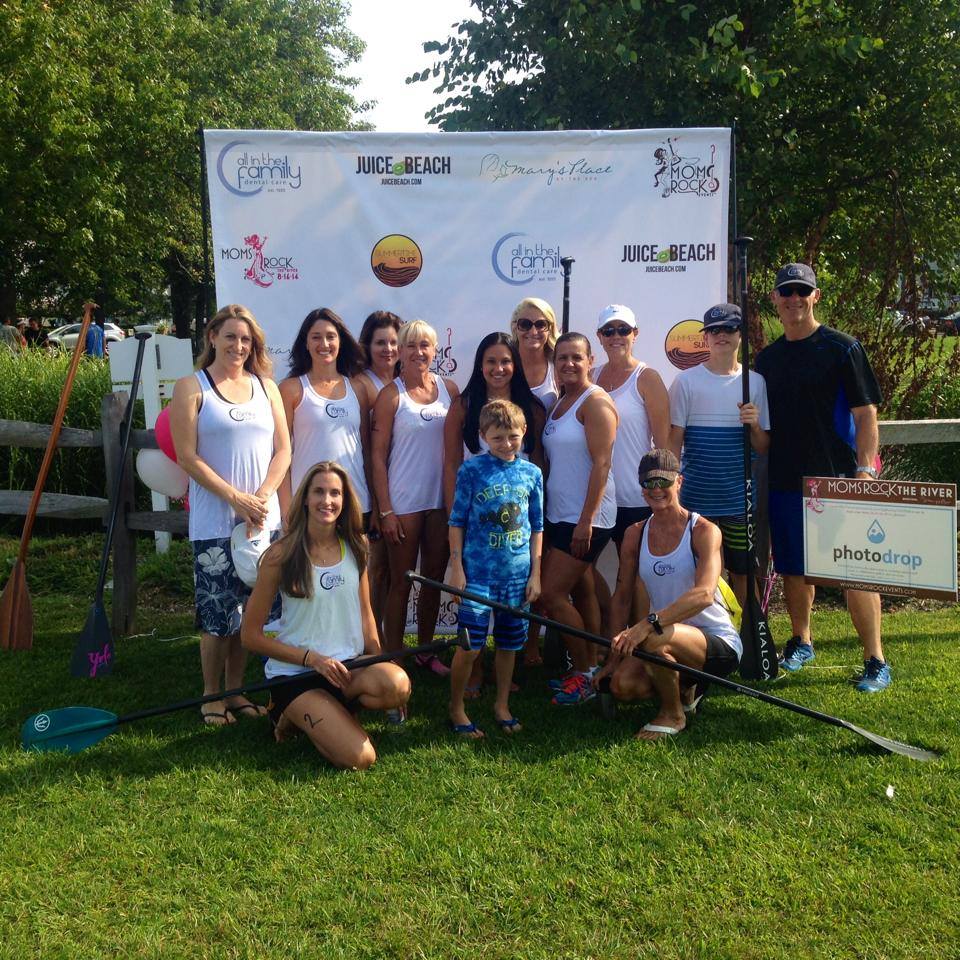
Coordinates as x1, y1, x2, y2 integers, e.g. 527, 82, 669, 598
0, 0, 364, 329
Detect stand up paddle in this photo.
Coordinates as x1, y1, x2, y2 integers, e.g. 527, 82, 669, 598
1, 302, 94, 652
24, 632, 471, 754
734, 237, 778, 681
70, 332, 152, 678
408, 573, 939, 762
560, 256, 575, 334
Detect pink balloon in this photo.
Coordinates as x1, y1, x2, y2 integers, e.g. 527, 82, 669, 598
155, 406, 177, 462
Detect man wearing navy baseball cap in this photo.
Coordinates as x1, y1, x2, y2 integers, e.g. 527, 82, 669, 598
668, 303, 770, 604
755, 264, 890, 692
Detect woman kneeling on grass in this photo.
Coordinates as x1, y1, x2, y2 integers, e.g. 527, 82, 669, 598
242, 461, 410, 770
595, 449, 741, 741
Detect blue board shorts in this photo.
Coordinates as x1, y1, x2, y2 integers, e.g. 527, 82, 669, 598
768, 491, 804, 576
458, 578, 529, 652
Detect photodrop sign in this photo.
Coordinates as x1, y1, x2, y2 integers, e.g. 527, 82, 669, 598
802, 476, 958, 600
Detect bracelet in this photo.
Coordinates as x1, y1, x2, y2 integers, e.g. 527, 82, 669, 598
302, 649, 310, 667
379, 509, 394, 519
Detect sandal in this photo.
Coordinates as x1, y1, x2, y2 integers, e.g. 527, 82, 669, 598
449, 720, 484, 739
496, 716, 522, 735
200, 707, 235, 727
416, 653, 451, 677
463, 683, 483, 700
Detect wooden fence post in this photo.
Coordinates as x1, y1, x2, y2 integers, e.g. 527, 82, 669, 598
101, 392, 137, 638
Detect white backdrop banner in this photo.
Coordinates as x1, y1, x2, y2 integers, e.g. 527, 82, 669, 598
205, 128, 730, 384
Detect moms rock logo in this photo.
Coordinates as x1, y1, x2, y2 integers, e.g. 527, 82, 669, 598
431, 326, 458, 377
653, 137, 720, 199
664, 319, 710, 370
492, 232, 562, 286
219, 234, 300, 288
216, 140, 303, 197
371, 234, 422, 287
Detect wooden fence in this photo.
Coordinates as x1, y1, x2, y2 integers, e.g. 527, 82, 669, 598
0, 398, 957, 639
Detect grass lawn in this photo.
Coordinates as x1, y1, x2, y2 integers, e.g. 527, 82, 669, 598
1, 536, 958, 959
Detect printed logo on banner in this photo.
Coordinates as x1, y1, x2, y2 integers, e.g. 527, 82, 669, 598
492, 232, 562, 286
664, 319, 710, 369
355, 154, 452, 186
431, 327, 458, 376
479, 154, 613, 186
620, 241, 717, 273
371, 235, 422, 287
216, 140, 303, 197
220, 234, 300, 288
653, 137, 720, 199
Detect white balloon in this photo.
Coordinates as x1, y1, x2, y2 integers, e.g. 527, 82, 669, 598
136, 448, 189, 498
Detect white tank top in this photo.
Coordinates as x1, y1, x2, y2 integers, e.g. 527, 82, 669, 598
542, 385, 616, 528
264, 542, 365, 677
638, 513, 742, 656
599, 362, 654, 507
529, 366, 559, 412
289, 375, 370, 512
388, 376, 451, 514
364, 370, 386, 394
188, 370, 281, 541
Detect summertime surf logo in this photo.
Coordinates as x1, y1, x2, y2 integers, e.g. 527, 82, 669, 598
371, 234, 422, 287
664, 319, 710, 370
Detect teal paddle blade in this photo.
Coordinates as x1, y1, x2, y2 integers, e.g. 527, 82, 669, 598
22, 706, 118, 754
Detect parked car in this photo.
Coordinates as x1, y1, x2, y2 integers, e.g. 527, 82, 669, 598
46, 322, 125, 351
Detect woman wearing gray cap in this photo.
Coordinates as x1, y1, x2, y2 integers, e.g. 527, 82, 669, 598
595, 449, 741, 740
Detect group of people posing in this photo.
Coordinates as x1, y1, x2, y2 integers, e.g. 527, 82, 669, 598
169, 260, 888, 769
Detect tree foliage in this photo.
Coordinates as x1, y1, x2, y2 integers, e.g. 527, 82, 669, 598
0, 0, 364, 326
417, 0, 960, 384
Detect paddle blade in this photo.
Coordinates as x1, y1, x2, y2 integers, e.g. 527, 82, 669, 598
0, 561, 33, 651
844, 721, 942, 762
22, 706, 118, 754
738, 590, 778, 681
70, 602, 114, 678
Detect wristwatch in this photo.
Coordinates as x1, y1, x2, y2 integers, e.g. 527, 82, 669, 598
647, 612, 664, 635
856, 465, 879, 478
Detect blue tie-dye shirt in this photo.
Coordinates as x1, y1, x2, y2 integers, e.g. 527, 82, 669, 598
448, 453, 544, 583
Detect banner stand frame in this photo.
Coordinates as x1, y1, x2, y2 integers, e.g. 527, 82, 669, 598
196, 124, 213, 353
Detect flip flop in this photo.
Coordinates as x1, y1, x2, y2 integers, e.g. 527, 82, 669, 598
496, 716, 522, 734
200, 708, 235, 727
683, 694, 704, 716
449, 720, 484, 739
636, 722, 682, 739
463, 684, 483, 700
228, 702, 268, 719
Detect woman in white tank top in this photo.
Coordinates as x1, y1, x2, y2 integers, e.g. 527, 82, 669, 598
371, 320, 461, 671
597, 449, 742, 741
169, 304, 290, 726
539, 332, 619, 705
354, 311, 403, 646
278, 308, 371, 522
510, 297, 560, 413
242, 461, 410, 769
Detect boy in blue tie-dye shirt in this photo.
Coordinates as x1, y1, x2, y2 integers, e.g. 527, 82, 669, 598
448, 400, 543, 738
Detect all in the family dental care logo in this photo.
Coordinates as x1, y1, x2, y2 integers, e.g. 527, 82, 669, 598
216, 140, 303, 196
492, 232, 562, 285
653, 137, 720, 198
219, 234, 300, 288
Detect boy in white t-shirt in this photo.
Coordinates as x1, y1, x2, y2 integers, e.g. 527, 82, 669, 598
667, 303, 770, 602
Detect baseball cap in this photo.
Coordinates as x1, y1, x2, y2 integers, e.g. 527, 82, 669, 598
597, 304, 637, 329
638, 448, 680, 483
230, 522, 271, 588
702, 303, 742, 331
774, 263, 817, 291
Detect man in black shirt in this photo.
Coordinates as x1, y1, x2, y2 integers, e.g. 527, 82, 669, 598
756, 263, 890, 692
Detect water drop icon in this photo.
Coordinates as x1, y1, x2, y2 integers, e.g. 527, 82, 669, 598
867, 519, 885, 544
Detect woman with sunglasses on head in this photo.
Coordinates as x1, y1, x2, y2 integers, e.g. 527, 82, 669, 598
510, 298, 560, 413
540, 332, 619, 706
278, 308, 371, 528
594, 449, 741, 741
371, 320, 460, 702
443, 332, 546, 691
354, 310, 403, 642
242, 462, 410, 769
169, 304, 291, 726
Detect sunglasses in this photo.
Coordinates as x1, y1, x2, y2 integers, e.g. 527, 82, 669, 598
516, 317, 549, 332
705, 325, 740, 335
599, 324, 635, 338
640, 476, 675, 490
778, 284, 814, 298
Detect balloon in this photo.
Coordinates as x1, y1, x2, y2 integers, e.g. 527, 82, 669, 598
155, 406, 177, 462
136, 448, 189, 499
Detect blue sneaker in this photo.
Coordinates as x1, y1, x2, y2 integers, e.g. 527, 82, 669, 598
551, 671, 597, 706
779, 636, 815, 672
856, 657, 891, 693
548, 669, 576, 691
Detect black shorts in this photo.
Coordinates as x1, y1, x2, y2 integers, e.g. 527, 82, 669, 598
266, 670, 359, 724
545, 520, 614, 564
612, 505, 652, 546
681, 632, 740, 694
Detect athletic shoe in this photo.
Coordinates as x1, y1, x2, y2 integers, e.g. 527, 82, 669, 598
779, 636, 815, 672
855, 657, 891, 693
548, 669, 576, 691
385, 706, 408, 727
551, 672, 597, 706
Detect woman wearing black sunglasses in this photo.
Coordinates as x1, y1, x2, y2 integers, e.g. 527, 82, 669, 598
510, 298, 559, 413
